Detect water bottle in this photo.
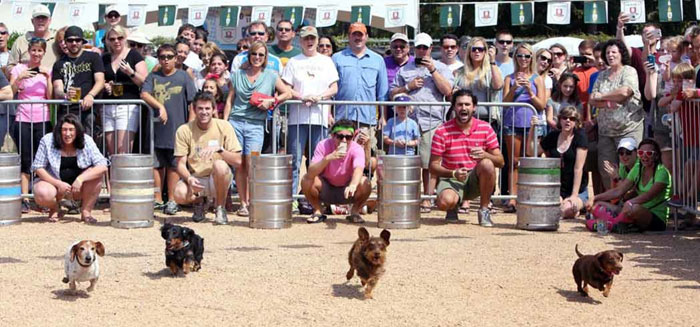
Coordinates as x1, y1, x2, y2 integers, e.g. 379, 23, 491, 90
596, 218, 609, 235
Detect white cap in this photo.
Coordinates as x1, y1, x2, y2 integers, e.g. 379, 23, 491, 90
617, 138, 638, 151
414, 33, 433, 47
31, 4, 51, 18
390, 33, 409, 44
105, 5, 121, 16
127, 30, 151, 45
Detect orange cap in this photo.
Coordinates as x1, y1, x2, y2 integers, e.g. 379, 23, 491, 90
348, 22, 367, 35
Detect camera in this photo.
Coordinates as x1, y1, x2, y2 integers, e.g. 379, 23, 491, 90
572, 56, 587, 64
415, 57, 425, 65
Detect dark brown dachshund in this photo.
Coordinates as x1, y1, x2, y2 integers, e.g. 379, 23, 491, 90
572, 244, 623, 297
346, 227, 391, 299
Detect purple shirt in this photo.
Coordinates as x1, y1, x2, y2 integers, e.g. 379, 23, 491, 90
504, 73, 538, 128
384, 55, 413, 86
311, 138, 365, 187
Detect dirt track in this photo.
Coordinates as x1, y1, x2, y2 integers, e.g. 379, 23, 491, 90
0, 209, 698, 326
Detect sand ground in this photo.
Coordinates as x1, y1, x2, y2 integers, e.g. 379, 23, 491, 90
1, 207, 698, 327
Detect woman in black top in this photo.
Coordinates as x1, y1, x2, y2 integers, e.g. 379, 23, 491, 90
102, 25, 147, 155
526, 106, 588, 219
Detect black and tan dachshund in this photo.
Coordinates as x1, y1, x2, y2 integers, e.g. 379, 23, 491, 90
160, 223, 204, 276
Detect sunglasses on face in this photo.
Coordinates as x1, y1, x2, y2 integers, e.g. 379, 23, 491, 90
497, 39, 513, 45
416, 45, 429, 50
106, 13, 120, 19
277, 27, 292, 32
318, 44, 332, 49
240, 45, 250, 50
158, 54, 175, 61
559, 116, 577, 122
638, 150, 656, 157
516, 54, 532, 59
128, 42, 143, 49
443, 45, 458, 50
0, 31, 8, 35
250, 52, 266, 58
108, 36, 124, 42
552, 52, 566, 57
617, 149, 634, 156
471, 47, 485, 53
539, 55, 552, 63
249, 31, 266, 36
65, 38, 83, 44
334, 134, 353, 141
392, 45, 407, 50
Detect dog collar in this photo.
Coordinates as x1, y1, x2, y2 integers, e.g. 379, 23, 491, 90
76, 258, 92, 268
166, 241, 190, 255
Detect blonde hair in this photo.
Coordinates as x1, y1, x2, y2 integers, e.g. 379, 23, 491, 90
460, 37, 491, 90
243, 41, 268, 70
557, 106, 582, 129
535, 48, 552, 76
513, 43, 537, 75
672, 62, 695, 79
200, 42, 223, 59
106, 25, 128, 53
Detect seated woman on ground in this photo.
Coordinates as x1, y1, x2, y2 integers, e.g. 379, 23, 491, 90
585, 139, 671, 232
31, 114, 109, 224
526, 106, 588, 219
602, 137, 639, 197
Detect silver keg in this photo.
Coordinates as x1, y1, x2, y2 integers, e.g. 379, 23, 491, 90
516, 157, 561, 231
110, 154, 154, 228
249, 154, 293, 229
377, 155, 421, 229
0, 153, 21, 226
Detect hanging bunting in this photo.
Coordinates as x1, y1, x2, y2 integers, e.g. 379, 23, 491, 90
41, 2, 56, 16
251, 6, 273, 26
440, 5, 461, 28
220, 6, 239, 27
351, 6, 371, 26
11, 2, 29, 19
511, 2, 534, 26
68, 3, 86, 24
158, 5, 177, 27
188, 5, 208, 27
384, 5, 406, 28
584, 1, 607, 24
475, 3, 498, 27
316, 5, 338, 28
659, 0, 682, 23
282, 7, 304, 29
620, 0, 645, 24
547, 2, 571, 25
128, 4, 147, 27
98, 4, 108, 25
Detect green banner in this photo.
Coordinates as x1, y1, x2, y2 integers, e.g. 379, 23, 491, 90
282, 7, 304, 29
41, 2, 56, 17
510, 2, 533, 26
584, 1, 607, 24
659, 0, 682, 23
158, 5, 176, 26
350, 6, 371, 26
98, 4, 107, 25
220, 6, 239, 27
439, 5, 461, 28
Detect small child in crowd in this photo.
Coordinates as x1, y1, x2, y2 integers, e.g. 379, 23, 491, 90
383, 94, 420, 155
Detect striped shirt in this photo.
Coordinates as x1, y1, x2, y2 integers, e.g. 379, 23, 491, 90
430, 118, 499, 170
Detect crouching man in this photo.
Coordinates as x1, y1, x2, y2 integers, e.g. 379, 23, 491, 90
430, 89, 504, 226
173, 92, 242, 224
301, 119, 371, 224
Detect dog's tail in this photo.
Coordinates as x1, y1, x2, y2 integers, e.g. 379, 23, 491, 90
575, 244, 584, 258
62, 277, 69, 283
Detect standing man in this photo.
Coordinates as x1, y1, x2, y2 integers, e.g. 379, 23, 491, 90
494, 30, 514, 79
572, 40, 598, 114
0, 23, 10, 70
431, 89, 504, 225
94, 5, 122, 52
173, 92, 242, 224
52, 26, 105, 135
8, 4, 56, 72
141, 44, 197, 215
332, 22, 388, 128
440, 34, 463, 73
390, 32, 453, 213
269, 20, 301, 67
383, 33, 413, 125
230, 21, 282, 73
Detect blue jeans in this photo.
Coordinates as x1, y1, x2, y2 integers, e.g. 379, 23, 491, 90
229, 118, 265, 155
287, 124, 328, 194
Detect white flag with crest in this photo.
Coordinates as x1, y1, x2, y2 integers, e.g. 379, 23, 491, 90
188, 6, 208, 27
547, 2, 571, 25
316, 5, 338, 28
621, 0, 646, 24
127, 5, 147, 27
695, 0, 700, 20
475, 2, 498, 27
68, 4, 86, 26
11, 2, 30, 19
385, 5, 406, 28
251, 6, 273, 26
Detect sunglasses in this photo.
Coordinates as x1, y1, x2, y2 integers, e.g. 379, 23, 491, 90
108, 36, 124, 42
471, 46, 485, 53
158, 54, 175, 61
617, 149, 634, 156
250, 52, 266, 58
552, 52, 566, 57
0, 31, 8, 35
334, 134, 353, 141
30, 37, 46, 43
249, 31, 266, 36
443, 45, 458, 50
128, 42, 143, 49
539, 55, 552, 63
392, 45, 407, 50
65, 38, 83, 44
240, 45, 250, 50
559, 116, 577, 122
638, 150, 656, 157
277, 27, 292, 32
516, 54, 532, 59
318, 44, 332, 49
106, 13, 120, 19
497, 39, 513, 45
416, 45, 429, 50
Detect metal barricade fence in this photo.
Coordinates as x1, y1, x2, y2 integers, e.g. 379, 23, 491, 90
272, 99, 540, 201
670, 99, 700, 229
0, 99, 154, 199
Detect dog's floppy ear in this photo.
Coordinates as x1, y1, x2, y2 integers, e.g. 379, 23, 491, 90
182, 227, 193, 240
617, 251, 623, 262
358, 227, 369, 241
161, 223, 171, 240
70, 243, 80, 263
94, 242, 105, 257
380, 229, 391, 245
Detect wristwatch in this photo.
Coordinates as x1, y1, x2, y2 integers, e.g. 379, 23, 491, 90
129, 72, 135, 78
216, 146, 224, 153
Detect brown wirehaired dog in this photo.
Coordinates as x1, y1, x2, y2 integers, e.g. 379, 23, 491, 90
346, 227, 391, 299
572, 244, 623, 297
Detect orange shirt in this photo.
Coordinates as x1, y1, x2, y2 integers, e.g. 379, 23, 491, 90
573, 66, 598, 111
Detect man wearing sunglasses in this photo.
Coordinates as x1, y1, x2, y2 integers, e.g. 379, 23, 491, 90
439, 34, 463, 73
230, 21, 281, 74
8, 4, 56, 72
383, 33, 413, 128
494, 30, 514, 79
270, 20, 301, 67
300, 119, 371, 224
93, 5, 122, 53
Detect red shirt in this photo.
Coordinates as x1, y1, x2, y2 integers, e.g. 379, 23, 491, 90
573, 66, 597, 112
669, 91, 700, 147
431, 118, 499, 170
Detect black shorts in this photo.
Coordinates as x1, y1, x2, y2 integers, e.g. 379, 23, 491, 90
646, 214, 667, 232
319, 178, 354, 205
154, 148, 177, 168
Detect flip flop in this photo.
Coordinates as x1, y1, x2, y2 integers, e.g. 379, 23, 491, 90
458, 207, 470, 214
81, 216, 97, 224
345, 214, 365, 224
420, 205, 432, 213
306, 213, 327, 224
47, 206, 65, 223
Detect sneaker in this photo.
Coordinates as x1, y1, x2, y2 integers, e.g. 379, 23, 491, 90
21, 201, 30, 214
154, 201, 165, 210
445, 209, 459, 223
478, 208, 493, 227
192, 198, 206, 223
214, 205, 228, 225
163, 200, 179, 215
292, 200, 300, 214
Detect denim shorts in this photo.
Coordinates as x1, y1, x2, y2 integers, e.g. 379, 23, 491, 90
502, 125, 546, 137
229, 119, 264, 155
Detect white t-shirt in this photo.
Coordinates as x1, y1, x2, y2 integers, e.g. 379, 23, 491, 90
445, 60, 464, 73
281, 53, 339, 126
0, 51, 8, 67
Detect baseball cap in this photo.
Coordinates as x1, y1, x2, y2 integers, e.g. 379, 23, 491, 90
348, 22, 367, 35
105, 5, 121, 17
390, 33, 409, 44
32, 4, 51, 18
299, 26, 318, 38
127, 30, 152, 45
617, 138, 638, 151
415, 33, 433, 47
393, 93, 412, 102
64, 26, 86, 43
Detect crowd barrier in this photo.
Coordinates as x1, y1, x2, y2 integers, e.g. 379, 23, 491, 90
669, 99, 700, 230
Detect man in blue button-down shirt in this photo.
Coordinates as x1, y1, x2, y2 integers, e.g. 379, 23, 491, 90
332, 22, 388, 127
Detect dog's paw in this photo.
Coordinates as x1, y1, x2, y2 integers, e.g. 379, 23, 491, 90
346, 269, 354, 280
87, 286, 95, 292
363, 292, 373, 300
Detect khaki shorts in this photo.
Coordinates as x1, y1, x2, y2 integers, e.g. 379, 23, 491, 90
436, 169, 481, 203
419, 127, 438, 169
191, 169, 233, 200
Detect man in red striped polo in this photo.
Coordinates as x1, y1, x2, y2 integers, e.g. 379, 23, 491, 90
430, 89, 504, 226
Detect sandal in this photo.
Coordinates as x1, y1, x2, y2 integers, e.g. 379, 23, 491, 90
306, 213, 327, 224
420, 205, 432, 213
47, 206, 65, 223
503, 204, 517, 213
81, 216, 97, 224
345, 214, 365, 224
458, 207, 470, 214
237, 205, 249, 217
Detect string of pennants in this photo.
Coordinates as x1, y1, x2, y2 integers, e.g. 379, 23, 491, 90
435, 0, 687, 28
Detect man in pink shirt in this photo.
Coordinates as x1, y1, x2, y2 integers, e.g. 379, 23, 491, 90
430, 89, 504, 226
301, 119, 371, 224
